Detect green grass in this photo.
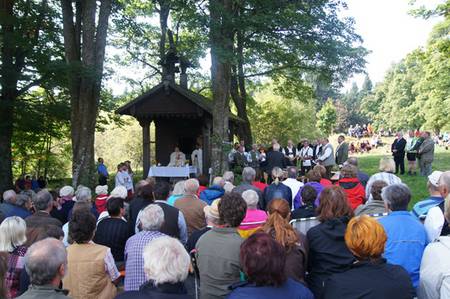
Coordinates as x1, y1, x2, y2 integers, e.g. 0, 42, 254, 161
357, 147, 450, 209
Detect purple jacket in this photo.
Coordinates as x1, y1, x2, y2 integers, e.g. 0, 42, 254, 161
294, 182, 324, 209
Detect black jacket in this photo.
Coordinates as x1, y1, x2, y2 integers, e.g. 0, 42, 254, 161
391, 138, 407, 157
115, 281, 192, 299
306, 216, 354, 299
322, 259, 415, 299
266, 151, 286, 173
93, 217, 130, 262
155, 201, 180, 239
128, 196, 152, 235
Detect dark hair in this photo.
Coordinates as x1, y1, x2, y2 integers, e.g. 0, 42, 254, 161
197, 175, 209, 187
140, 183, 154, 202
107, 197, 124, 217
317, 186, 354, 222
69, 209, 96, 243
240, 233, 287, 287
370, 180, 388, 202
153, 181, 171, 200
301, 185, 317, 205
218, 193, 247, 227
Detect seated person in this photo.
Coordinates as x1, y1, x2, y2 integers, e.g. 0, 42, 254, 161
354, 180, 388, 216
94, 185, 109, 214
291, 185, 317, 219
323, 215, 414, 299
168, 146, 186, 167
411, 171, 444, 220
238, 190, 268, 238
116, 236, 191, 299
313, 165, 332, 186
197, 174, 209, 197
200, 177, 225, 205
336, 164, 365, 210
293, 170, 324, 209
227, 232, 313, 299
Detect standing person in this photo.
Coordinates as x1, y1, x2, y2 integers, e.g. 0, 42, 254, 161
265, 143, 286, 183
306, 186, 354, 298
378, 184, 428, 289
316, 138, 335, 179
0, 217, 28, 299
191, 143, 203, 175
312, 138, 323, 167
97, 158, 109, 186
322, 216, 414, 299
169, 146, 186, 167
282, 139, 298, 167
418, 131, 435, 176
335, 135, 349, 167
115, 163, 134, 200
406, 130, 419, 175
391, 132, 406, 175
124, 161, 134, 181
298, 140, 313, 175
195, 193, 247, 299
233, 145, 247, 172
248, 144, 261, 175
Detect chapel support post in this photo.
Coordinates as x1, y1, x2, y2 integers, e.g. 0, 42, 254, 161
140, 119, 151, 179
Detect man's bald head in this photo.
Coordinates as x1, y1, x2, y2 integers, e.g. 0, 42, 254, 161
25, 238, 67, 286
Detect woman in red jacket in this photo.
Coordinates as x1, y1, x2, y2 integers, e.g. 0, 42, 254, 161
337, 164, 365, 210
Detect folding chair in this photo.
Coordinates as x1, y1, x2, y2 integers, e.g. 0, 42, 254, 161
290, 217, 320, 235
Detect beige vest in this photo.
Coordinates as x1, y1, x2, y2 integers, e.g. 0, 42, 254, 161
63, 243, 117, 299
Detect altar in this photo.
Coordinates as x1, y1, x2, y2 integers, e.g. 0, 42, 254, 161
148, 166, 197, 178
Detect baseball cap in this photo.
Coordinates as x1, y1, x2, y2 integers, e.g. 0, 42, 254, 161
428, 171, 443, 187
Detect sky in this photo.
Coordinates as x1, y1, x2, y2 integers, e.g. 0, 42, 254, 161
342, 0, 442, 91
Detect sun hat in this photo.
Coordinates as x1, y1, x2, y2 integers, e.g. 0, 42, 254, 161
95, 185, 108, 195
59, 186, 74, 197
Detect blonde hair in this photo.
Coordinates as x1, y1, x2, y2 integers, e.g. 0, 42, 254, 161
0, 216, 27, 252
271, 167, 284, 185
143, 236, 190, 285
379, 157, 395, 173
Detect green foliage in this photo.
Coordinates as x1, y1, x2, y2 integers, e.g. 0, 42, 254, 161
316, 99, 337, 135
248, 84, 319, 145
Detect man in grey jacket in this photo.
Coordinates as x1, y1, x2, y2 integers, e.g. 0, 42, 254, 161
418, 131, 435, 176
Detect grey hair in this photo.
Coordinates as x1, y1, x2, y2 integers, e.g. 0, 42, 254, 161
0, 216, 27, 252
242, 190, 259, 209
143, 236, 190, 285
34, 190, 53, 211
271, 167, 284, 185
223, 171, 234, 183
22, 190, 37, 203
381, 183, 411, 211
287, 167, 297, 179
25, 238, 67, 286
212, 176, 225, 187
346, 157, 359, 167
172, 180, 185, 195
440, 171, 450, 190
140, 204, 164, 231
183, 179, 199, 195
15, 193, 31, 208
242, 167, 256, 183
75, 186, 92, 202
2, 190, 16, 203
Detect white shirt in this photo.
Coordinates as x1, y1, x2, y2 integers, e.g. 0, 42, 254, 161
169, 151, 186, 167
115, 171, 134, 192
418, 237, 450, 299
191, 149, 203, 174
282, 178, 304, 209
318, 145, 332, 161
424, 206, 445, 242
299, 146, 313, 167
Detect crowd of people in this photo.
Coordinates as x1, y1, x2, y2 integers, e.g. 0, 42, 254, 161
0, 137, 447, 299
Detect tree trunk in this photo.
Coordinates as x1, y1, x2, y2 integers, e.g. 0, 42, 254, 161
209, 0, 234, 175
0, 0, 18, 193
61, 0, 112, 187
159, 1, 170, 80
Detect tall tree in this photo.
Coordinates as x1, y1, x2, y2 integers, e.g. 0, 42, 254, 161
60, 0, 113, 187
209, 0, 234, 175
316, 99, 337, 135
0, 0, 62, 193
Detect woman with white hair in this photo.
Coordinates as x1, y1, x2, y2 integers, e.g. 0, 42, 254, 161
261, 167, 292, 211
117, 236, 191, 298
0, 216, 27, 298
167, 180, 185, 206
238, 190, 268, 238
94, 185, 109, 214
57, 185, 75, 223
365, 157, 402, 201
